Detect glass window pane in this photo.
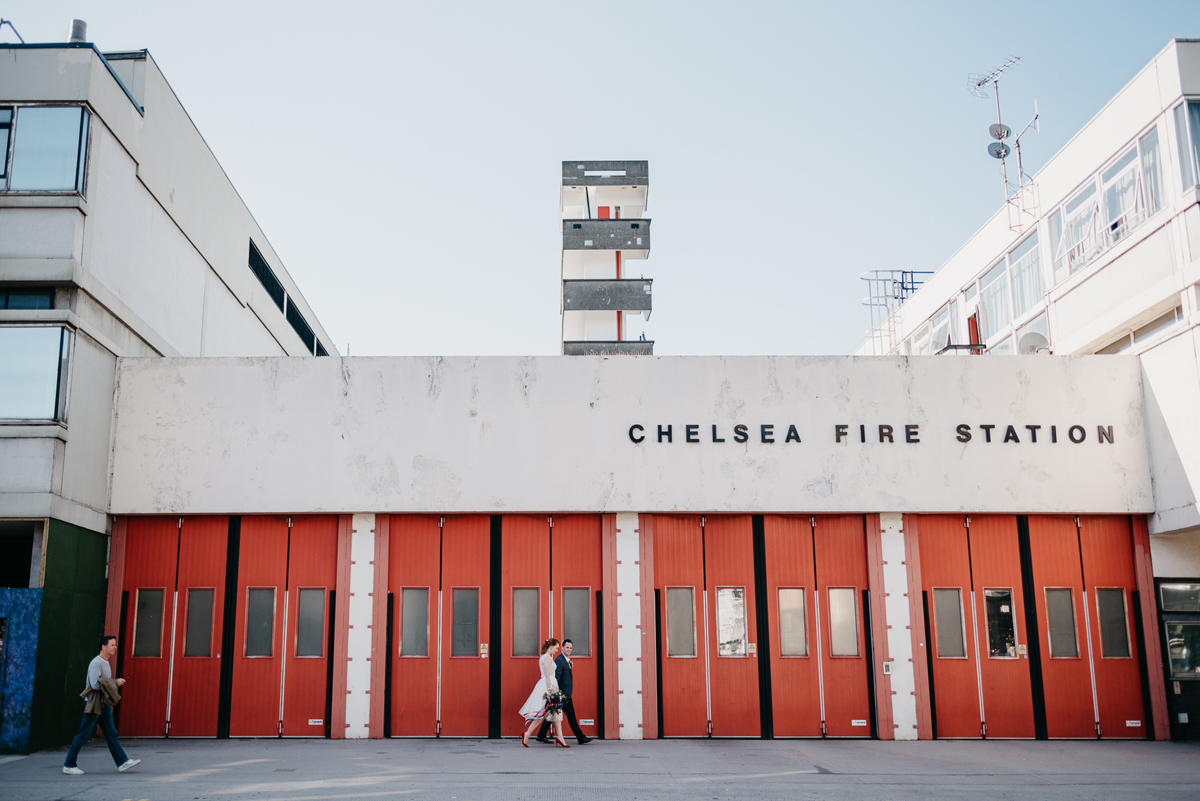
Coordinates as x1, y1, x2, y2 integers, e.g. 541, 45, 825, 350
1188, 102, 1200, 188
666, 587, 695, 656
1133, 307, 1182, 344
934, 588, 966, 658
562, 588, 590, 656
245, 588, 275, 657
778, 588, 807, 656
828, 588, 859, 657
716, 587, 747, 656
1166, 622, 1200, 677
452, 588, 478, 656
985, 589, 1017, 657
1049, 211, 1068, 285
5, 292, 53, 310
511, 588, 539, 656
1160, 583, 1200, 612
9, 106, 86, 191
1045, 588, 1078, 658
295, 588, 324, 657
987, 335, 1012, 355
1009, 233, 1042, 319
133, 588, 164, 657
1177, 104, 1196, 189
1141, 128, 1162, 215
1102, 148, 1141, 242
400, 588, 428, 656
1096, 589, 1129, 658
979, 261, 1010, 340
183, 588, 213, 657
1016, 313, 1049, 354
0, 327, 66, 419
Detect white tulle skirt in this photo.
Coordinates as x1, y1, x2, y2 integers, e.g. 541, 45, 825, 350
519, 677, 562, 723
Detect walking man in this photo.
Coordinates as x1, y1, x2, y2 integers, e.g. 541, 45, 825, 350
536, 639, 592, 744
62, 635, 140, 775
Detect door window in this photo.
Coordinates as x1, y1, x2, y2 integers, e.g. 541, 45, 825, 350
511, 588, 539, 656
715, 587, 747, 657
984, 588, 1018, 658
183, 588, 214, 657
133, 588, 165, 657
1160, 583, 1200, 612
933, 588, 966, 658
561, 588, 590, 656
1165, 623, 1200, 677
1095, 588, 1130, 658
827, 588, 859, 657
666, 587, 696, 657
777, 588, 807, 656
245, 588, 275, 657
451, 588, 479, 656
295, 588, 325, 657
400, 588, 429, 656
1044, 588, 1079, 658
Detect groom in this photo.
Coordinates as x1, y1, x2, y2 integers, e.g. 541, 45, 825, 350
536, 639, 592, 744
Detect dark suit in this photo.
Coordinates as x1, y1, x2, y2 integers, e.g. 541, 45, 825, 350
537, 653, 587, 742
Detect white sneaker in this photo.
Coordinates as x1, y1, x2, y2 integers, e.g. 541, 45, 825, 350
62, 766, 85, 775
117, 759, 141, 772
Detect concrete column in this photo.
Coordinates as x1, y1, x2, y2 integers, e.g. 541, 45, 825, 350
345, 513, 376, 738
879, 512, 919, 739
614, 512, 643, 739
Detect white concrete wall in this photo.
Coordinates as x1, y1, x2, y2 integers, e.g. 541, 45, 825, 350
879, 512, 918, 740
614, 512, 643, 738
109, 354, 1152, 516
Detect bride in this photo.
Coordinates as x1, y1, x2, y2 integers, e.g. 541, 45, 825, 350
519, 637, 568, 747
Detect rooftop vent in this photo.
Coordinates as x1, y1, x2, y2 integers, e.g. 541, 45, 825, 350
68, 19, 86, 44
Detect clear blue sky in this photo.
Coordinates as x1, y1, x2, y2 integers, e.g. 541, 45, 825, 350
5, 1, 1198, 355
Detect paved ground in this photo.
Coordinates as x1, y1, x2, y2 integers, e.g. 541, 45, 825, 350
2, 736, 1199, 801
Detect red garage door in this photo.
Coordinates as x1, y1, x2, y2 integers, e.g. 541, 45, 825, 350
814, 515, 872, 737
229, 516, 289, 737
704, 516, 760, 737
120, 517, 180, 737
281, 516, 338, 736
654, 515, 708, 736
551, 515, 603, 740
763, 515, 822, 737
388, 515, 442, 736
438, 516, 491, 737
500, 516, 551, 737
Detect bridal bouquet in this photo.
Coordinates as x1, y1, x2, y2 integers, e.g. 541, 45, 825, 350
542, 690, 566, 716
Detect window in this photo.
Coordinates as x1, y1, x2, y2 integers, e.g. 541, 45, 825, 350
933, 588, 966, 658
1174, 101, 1200, 190
1044, 588, 1078, 658
1016, 313, 1049, 354
911, 324, 931, 356
1161, 583, 1200, 612
1101, 147, 1142, 244
986, 335, 1012, 355
0, 326, 71, 421
929, 308, 951, 354
984, 589, 1017, 657
1166, 623, 1200, 677
1008, 234, 1042, 320
1095, 588, 1130, 658
778, 588, 808, 656
133, 588, 164, 657
0, 108, 10, 181
248, 241, 285, 313
245, 588, 275, 657
286, 297, 317, 354
1097, 306, 1182, 354
0, 521, 36, 589
295, 588, 325, 657
1141, 128, 1162, 215
183, 588, 214, 657
562, 588, 590, 656
828, 588, 859, 657
1055, 182, 1100, 278
400, 588, 429, 656
451, 588, 478, 656
511, 588, 539, 656
716, 587, 747, 657
0, 288, 53, 310
978, 260, 1010, 341
4, 106, 90, 193
666, 587, 695, 656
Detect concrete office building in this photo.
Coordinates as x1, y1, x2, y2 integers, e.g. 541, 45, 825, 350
0, 27, 335, 752
1, 30, 1198, 755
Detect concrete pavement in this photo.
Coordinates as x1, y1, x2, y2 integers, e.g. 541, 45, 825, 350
2, 736, 1199, 800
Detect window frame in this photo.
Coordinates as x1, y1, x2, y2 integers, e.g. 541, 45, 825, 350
398, 586, 432, 659
0, 323, 74, 425
1173, 99, 1200, 191
131, 586, 168, 659
714, 585, 749, 658
664, 585, 698, 659
826, 586, 861, 659
932, 586, 969, 660
1094, 586, 1132, 660
509, 586, 541, 658
0, 103, 92, 196
293, 585, 328, 659
181, 586, 217, 659
559, 585, 593, 658
776, 586, 810, 659
243, 585, 278, 659
1043, 586, 1081, 660
983, 587, 1020, 660
449, 586, 482, 659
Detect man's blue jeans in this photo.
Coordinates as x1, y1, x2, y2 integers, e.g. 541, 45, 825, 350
63, 707, 128, 768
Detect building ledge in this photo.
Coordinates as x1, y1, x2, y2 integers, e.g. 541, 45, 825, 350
563, 340, 654, 356
563, 279, 652, 314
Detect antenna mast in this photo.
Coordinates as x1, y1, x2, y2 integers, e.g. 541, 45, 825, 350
969, 56, 1039, 231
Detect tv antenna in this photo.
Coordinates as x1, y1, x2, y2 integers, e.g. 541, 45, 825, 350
0, 19, 25, 43
969, 56, 1039, 230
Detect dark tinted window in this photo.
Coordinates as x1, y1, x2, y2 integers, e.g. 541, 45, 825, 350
1045, 589, 1078, 658
1096, 589, 1130, 658
248, 241, 285, 312
562, 588, 590, 656
452, 588, 479, 656
184, 589, 214, 657
285, 297, 316, 354
295, 588, 324, 657
401, 588, 429, 656
133, 589, 164, 657
245, 588, 275, 657
934, 588, 965, 658
2, 289, 54, 310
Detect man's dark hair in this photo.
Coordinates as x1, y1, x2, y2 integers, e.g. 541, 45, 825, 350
562, 638, 573, 646
98, 634, 117, 649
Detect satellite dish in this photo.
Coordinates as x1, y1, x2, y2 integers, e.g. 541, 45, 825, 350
1018, 332, 1049, 354
988, 142, 1011, 159
989, 123, 1012, 140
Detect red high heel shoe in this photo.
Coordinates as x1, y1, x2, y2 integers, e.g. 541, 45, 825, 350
556, 738, 570, 748
522, 733, 530, 747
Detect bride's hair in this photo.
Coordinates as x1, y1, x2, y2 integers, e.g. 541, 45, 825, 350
540, 637, 560, 655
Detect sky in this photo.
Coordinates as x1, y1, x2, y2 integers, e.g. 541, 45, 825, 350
3, 1, 1198, 356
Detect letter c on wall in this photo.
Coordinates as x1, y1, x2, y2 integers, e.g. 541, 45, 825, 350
629, 424, 645, 444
